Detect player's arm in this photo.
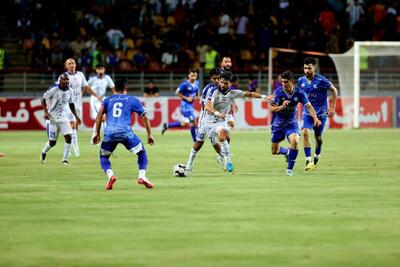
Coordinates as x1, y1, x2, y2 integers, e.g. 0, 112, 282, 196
243, 91, 274, 101
92, 105, 105, 144
305, 102, 322, 126
175, 87, 193, 102
328, 83, 338, 117
69, 103, 82, 125
141, 113, 155, 145
205, 99, 226, 119
84, 85, 103, 102
42, 88, 56, 120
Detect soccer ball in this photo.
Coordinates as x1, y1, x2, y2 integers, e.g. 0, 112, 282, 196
173, 163, 188, 177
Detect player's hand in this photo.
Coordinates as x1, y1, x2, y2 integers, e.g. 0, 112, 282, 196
92, 134, 100, 144
186, 96, 194, 102
76, 117, 82, 125
265, 95, 275, 102
228, 120, 234, 128
314, 118, 322, 127
328, 107, 335, 117
147, 135, 155, 145
282, 100, 290, 108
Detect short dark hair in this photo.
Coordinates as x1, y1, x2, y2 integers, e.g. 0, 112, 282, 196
96, 63, 105, 69
188, 68, 198, 74
220, 71, 233, 82
304, 57, 317, 65
281, 70, 295, 81
114, 78, 128, 91
209, 68, 221, 78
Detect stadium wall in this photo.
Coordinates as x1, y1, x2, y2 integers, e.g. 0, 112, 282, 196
0, 97, 396, 131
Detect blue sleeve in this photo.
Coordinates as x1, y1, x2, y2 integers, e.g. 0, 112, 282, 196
272, 89, 280, 105
320, 76, 331, 90
299, 90, 309, 105
208, 87, 217, 101
131, 97, 146, 116
102, 98, 109, 113
177, 82, 186, 94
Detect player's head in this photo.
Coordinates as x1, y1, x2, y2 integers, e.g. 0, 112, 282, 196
64, 58, 76, 73
220, 56, 232, 71
95, 64, 106, 77
114, 78, 128, 93
209, 68, 221, 86
58, 73, 69, 90
219, 71, 232, 91
188, 68, 198, 82
281, 70, 295, 91
303, 57, 317, 78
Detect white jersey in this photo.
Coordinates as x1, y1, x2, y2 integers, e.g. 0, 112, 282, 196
43, 85, 74, 123
88, 74, 115, 99
60, 71, 88, 109
205, 88, 245, 124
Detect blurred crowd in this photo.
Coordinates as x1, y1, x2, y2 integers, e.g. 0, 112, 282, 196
5, 0, 400, 72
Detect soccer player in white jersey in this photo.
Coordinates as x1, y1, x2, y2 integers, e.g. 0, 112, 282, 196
62, 58, 102, 157
40, 74, 81, 165
205, 71, 273, 172
185, 68, 225, 172
219, 56, 237, 129
88, 64, 115, 143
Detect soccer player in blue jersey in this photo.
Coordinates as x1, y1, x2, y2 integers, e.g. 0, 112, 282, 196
161, 68, 200, 142
270, 71, 321, 176
298, 57, 338, 170
185, 68, 225, 172
92, 78, 155, 190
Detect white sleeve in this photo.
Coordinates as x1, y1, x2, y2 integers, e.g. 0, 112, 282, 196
232, 90, 245, 99
106, 75, 115, 88
43, 87, 56, 100
88, 77, 95, 86
79, 72, 89, 87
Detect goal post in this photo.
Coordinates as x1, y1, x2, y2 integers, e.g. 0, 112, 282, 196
268, 42, 400, 128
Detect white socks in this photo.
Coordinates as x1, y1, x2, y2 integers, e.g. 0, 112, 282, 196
186, 148, 198, 167
220, 140, 231, 163
71, 129, 80, 156
63, 143, 71, 160
106, 169, 114, 179
42, 142, 52, 154
138, 169, 146, 179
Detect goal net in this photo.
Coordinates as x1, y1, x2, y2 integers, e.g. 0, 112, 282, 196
268, 42, 400, 128
329, 41, 400, 128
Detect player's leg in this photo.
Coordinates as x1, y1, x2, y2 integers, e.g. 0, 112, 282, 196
90, 100, 100, 144
123, 133, 154, 189
100, 140, 118, 190
302, 115, 314, 170
69, 109, 80, 157
286, 129, 301, 176
312, 117, 327, 168
187, 110, 197, 142
216, 125, 233, 172
271, 128, 289, 162
226, 113, 235, 144
60, 121, 73, 165
41, 121, 58, 163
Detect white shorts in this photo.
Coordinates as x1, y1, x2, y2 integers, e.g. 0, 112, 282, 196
90, 98, 102, 120
47, 120, 72, 141
67, 108, 82, 122
205, 121, 229, 145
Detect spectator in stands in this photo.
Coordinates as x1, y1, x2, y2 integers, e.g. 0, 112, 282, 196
247, 75, 261, 93
143, 80, 160, 97
0, 41, 7, 91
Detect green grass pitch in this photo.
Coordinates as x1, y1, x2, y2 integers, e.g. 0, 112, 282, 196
0, 129, 399, 267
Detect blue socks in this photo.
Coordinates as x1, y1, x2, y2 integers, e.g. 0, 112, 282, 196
190, 126, 196, 142
100, 155, 112, 172
137, 150, 148, 170
304, 147, 311, 158
315, 146, 321, 156
168, 121, 181, 128
279, 147, 288, 155
287, 149, 299, 170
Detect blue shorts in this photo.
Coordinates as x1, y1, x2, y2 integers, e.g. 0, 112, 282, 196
181, 108, 196, 123
271, 123, 300, 143
101, 130, 143, 154
301, 114, 327, 136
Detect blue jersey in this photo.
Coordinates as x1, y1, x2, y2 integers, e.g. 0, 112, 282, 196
102, 94, 146, 135
176, 80, 200, 112
200, 82, 218, 107
298, 74, 331, 118
271, 86, 309, 129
